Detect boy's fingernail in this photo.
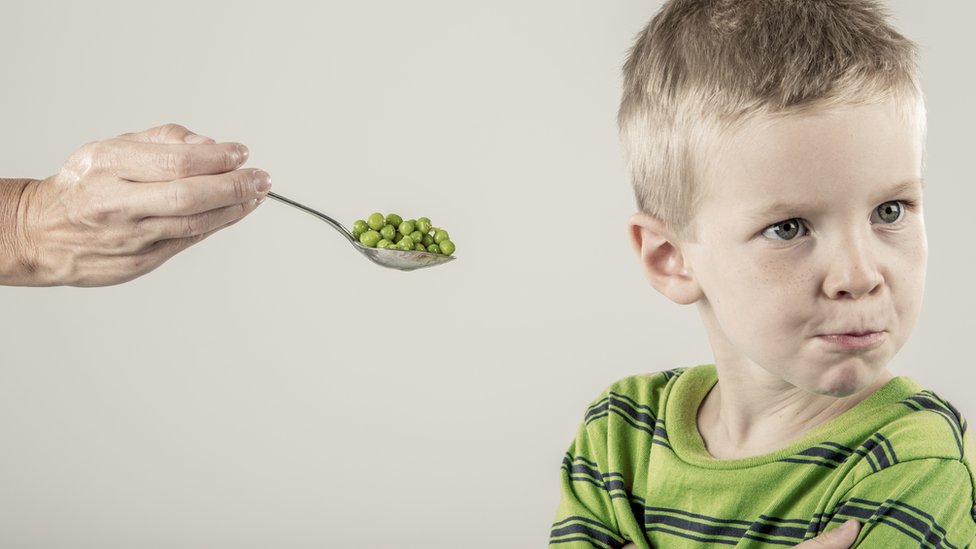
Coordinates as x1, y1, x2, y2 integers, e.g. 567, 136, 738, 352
253, 170, 271, 193
841, 519, 858, 530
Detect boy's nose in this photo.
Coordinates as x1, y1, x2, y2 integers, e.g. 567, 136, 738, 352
822, 236, 884, 300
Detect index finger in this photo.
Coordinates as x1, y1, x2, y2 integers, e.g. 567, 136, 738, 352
97, 139, 248, 182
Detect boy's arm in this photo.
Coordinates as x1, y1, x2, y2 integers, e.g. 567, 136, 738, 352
549, 415, 629, 548
618, 522, 861, 549
833, 458, 976, 548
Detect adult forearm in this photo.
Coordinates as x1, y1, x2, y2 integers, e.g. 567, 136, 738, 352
0, 178, 40, 286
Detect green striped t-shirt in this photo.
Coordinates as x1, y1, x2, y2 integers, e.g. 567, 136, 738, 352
550, 366, 976, 548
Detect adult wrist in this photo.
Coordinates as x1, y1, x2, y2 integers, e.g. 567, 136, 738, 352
0, 178, 45, 286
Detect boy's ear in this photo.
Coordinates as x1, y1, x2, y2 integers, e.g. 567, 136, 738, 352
628, 212, 703, 305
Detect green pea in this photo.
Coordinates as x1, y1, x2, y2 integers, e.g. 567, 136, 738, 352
376, 239, 392, 249
393, 233, 403, 243
385, 213, 403, 227
416, 217, 431, 234
422, 234, 434, 247
380, 224, 396, 240
409, 230, 423, 243
359, 230, 381, 247
415, 243, 427, 252
367, 213, 385, 231
352, 219, 368, 238
433, 229, 450, 244
426, 244, 440, 254
398, 220, 415, 235
438, 239, 455, 256
397, 236, 414, 250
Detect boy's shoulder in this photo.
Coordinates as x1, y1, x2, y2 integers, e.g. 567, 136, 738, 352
845, 384, 976, 523
600, 366, 691, 397
589, 366, 694, 406
582, 365, 708, 432
874, 387, 972, 464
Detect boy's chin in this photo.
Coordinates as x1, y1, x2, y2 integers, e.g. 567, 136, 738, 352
807, 364, 884, 398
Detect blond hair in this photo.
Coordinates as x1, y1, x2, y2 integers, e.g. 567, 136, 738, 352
619, 0, 924, 239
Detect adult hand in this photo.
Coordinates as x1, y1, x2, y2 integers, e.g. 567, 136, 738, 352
8, 124, 270, 286
617, 519, 860, 549
793, 519, 860, 548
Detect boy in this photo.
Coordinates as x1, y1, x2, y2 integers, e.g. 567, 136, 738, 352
549, 1, 976, 547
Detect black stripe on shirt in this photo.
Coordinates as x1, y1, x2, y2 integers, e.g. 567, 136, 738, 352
645, 506, 815, 545
836, 497, 958, 549
858, 433, 898, 472
900, 393, 965, 459
779, 442, 854, 469
550, 516, 624, 548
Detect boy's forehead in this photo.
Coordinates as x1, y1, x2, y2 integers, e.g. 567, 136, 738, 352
697, 101, 924, 208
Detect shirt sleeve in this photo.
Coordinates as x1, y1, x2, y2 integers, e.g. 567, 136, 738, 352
549, 406, 628, 549
832, 458, 976, 548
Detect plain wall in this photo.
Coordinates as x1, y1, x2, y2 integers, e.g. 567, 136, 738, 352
1, 1, 972, 547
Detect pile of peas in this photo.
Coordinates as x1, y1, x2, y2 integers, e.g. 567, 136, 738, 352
351, 213, 456, 256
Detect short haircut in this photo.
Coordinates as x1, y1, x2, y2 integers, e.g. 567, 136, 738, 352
619, 0, 924, 239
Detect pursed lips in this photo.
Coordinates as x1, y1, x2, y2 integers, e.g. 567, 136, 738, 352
815, 330, 887, 350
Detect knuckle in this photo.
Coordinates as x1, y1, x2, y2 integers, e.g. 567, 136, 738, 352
167, 184, 186, 212
161, 149, 193, 178
134, 219, 164, 246
116, 235, 142, 255
73, 141, 108, 173
78, 197, 119, 226
158, 123, 189, 140
160, 123, 187, 134
180, 215, 201, 238
231, 172, 252, 200
100, 228, 141, 255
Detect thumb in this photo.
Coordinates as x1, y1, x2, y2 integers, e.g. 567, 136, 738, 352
798, 519, 860, 548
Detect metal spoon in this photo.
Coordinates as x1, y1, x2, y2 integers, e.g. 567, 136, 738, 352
266, 191, 456, 271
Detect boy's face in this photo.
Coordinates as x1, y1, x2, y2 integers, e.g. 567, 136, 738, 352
680, 100, 926, 397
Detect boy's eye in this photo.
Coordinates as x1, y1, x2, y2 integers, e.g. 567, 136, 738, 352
762, 218, 806, 241
871, 200, 903, 224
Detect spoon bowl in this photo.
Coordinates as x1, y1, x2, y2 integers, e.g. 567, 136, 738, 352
266, 191, 456, 271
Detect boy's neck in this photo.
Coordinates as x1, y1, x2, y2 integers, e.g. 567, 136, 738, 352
696, 365, 893, 460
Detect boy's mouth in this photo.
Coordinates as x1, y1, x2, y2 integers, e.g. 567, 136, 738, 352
816, 331, 886, 350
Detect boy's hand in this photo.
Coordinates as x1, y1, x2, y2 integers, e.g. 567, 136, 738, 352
793, 519, 860, 548
616, 520, 860, 549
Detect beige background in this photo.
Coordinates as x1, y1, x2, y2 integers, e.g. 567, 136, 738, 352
0, 1, 972, 547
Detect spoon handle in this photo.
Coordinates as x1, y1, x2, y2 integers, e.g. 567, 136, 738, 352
266, 191, 357, 245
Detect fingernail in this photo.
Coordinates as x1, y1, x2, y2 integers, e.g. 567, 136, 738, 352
253, 170, 271, 193
841, 519, 858, 530
256, 195, 266, 205
237, 144, 249, 163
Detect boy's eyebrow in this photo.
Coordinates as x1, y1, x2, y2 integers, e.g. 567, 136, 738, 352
747, 178, 925, 222
885, 177, 925, 196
